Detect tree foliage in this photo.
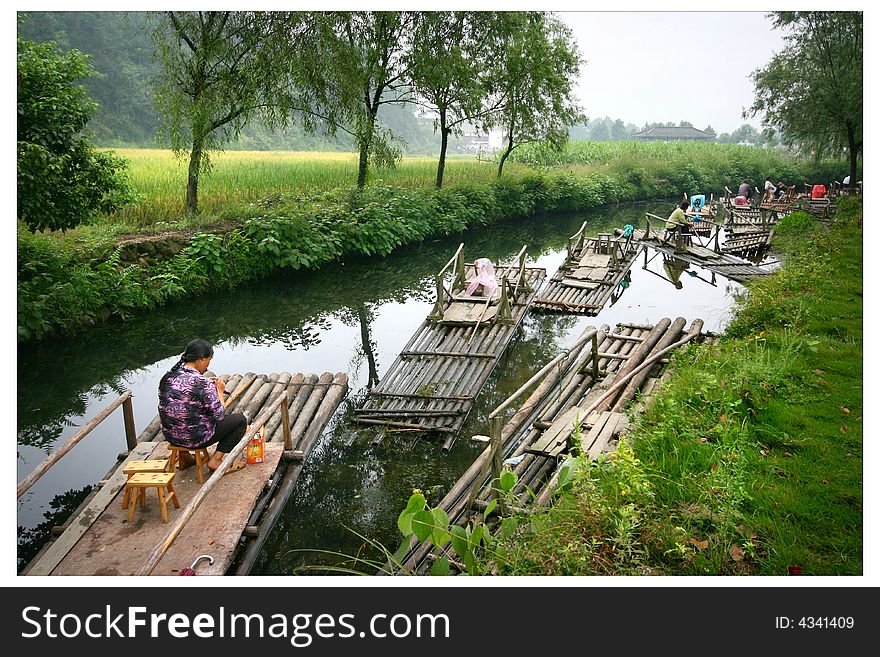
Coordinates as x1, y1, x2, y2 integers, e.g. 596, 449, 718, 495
311, 12, 418, 188
749, 11, 862, 180
150, 11, 277, 213
17, 33, 132, 232
486, 13, 585, 177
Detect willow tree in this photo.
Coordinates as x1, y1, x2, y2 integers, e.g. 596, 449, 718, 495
309, 12, 417, 189
749, 12, 862, 183
486, 12, 584, 177
151, 11, 319, 213
407, 12, 499, 188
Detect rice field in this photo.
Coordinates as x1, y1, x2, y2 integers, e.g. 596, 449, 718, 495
109, 148, 520, 226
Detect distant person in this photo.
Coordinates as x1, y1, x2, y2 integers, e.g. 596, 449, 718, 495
665, 200, 692, 243
738, 180, 752, 200
158, 339, 248, 475
764, 177, 776, 200
843, 175, 851, 188
774, 182, 787, 200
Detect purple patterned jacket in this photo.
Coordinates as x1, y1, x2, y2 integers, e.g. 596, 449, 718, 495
158, 365, 225, 448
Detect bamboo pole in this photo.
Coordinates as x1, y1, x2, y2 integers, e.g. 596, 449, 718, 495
18, 390, 133, 498
122, 396, 137, 451
267, 374, 304, 442
289, 372, 335, 449
298, 373, 349, 449
225, 373, 257, 412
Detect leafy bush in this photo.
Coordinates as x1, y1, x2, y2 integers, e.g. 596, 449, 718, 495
17, 34, 133, 231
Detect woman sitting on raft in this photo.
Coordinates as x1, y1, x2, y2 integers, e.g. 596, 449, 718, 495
158, 339, 248, 475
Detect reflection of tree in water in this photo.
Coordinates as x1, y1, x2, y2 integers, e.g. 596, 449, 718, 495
18, 485, 92, 573
356, 305, 380, 389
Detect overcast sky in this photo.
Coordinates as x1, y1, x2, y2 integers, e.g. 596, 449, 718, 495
557, 11, 786, 134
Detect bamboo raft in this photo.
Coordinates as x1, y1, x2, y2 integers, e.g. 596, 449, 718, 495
798, 194, 837, 220
23, 370, 348, 576
721, 228, 774, 260
393, 318, 717, 575
531, 223, 638, 315
354, 244, 546, 451
621, 218, 771, 284
723, 205, 780, 232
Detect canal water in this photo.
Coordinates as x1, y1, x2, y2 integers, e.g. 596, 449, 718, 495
16, 200, 756, 573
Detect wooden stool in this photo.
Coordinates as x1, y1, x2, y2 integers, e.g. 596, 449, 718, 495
121, 459, 169, 509
125, 472, 180, 523
167, 445, 211, 483
596, 233, 613, 254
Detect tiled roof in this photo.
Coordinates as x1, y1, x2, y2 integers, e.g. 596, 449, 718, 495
632, 126, 715, 139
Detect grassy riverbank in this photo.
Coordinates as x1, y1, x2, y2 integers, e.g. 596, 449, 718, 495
497, 197, 863, 575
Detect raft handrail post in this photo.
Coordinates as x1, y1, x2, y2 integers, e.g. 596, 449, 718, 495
428, 274, 446, 320
280, 390, 292, 450
497, 278, 513, 324
122, 394, 137, 451
571, 220, 587, 261
489, 415, 506, 513
514, 244, 529, 294
644, 213, 652, 240
591, 332, 599, 380
453, 244, 466, 291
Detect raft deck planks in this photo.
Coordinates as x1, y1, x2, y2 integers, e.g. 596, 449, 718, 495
50, 441, 284, 576
26, 370, 348, 576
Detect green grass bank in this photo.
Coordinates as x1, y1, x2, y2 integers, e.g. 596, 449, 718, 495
496, 197, 863, 575
18, 143, 849, 343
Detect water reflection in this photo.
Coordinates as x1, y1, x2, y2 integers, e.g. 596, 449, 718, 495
17, 200, 748, 573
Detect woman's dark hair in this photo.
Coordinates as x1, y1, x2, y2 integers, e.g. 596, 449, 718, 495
159, 339, 214, 393
679, 200, 689, 209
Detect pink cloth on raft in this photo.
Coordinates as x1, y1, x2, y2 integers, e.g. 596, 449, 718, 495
464, 258, 499, 297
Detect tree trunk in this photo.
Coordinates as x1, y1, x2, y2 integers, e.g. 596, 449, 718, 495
496, 134, 514, 178
357, 138, 370, 189
847, 126, 859, 186
436, 124, 449, 189
185, 136, 204, 214
357, 99, 380, 189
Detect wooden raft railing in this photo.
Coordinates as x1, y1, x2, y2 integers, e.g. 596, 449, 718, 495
18, 390, 138, 499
